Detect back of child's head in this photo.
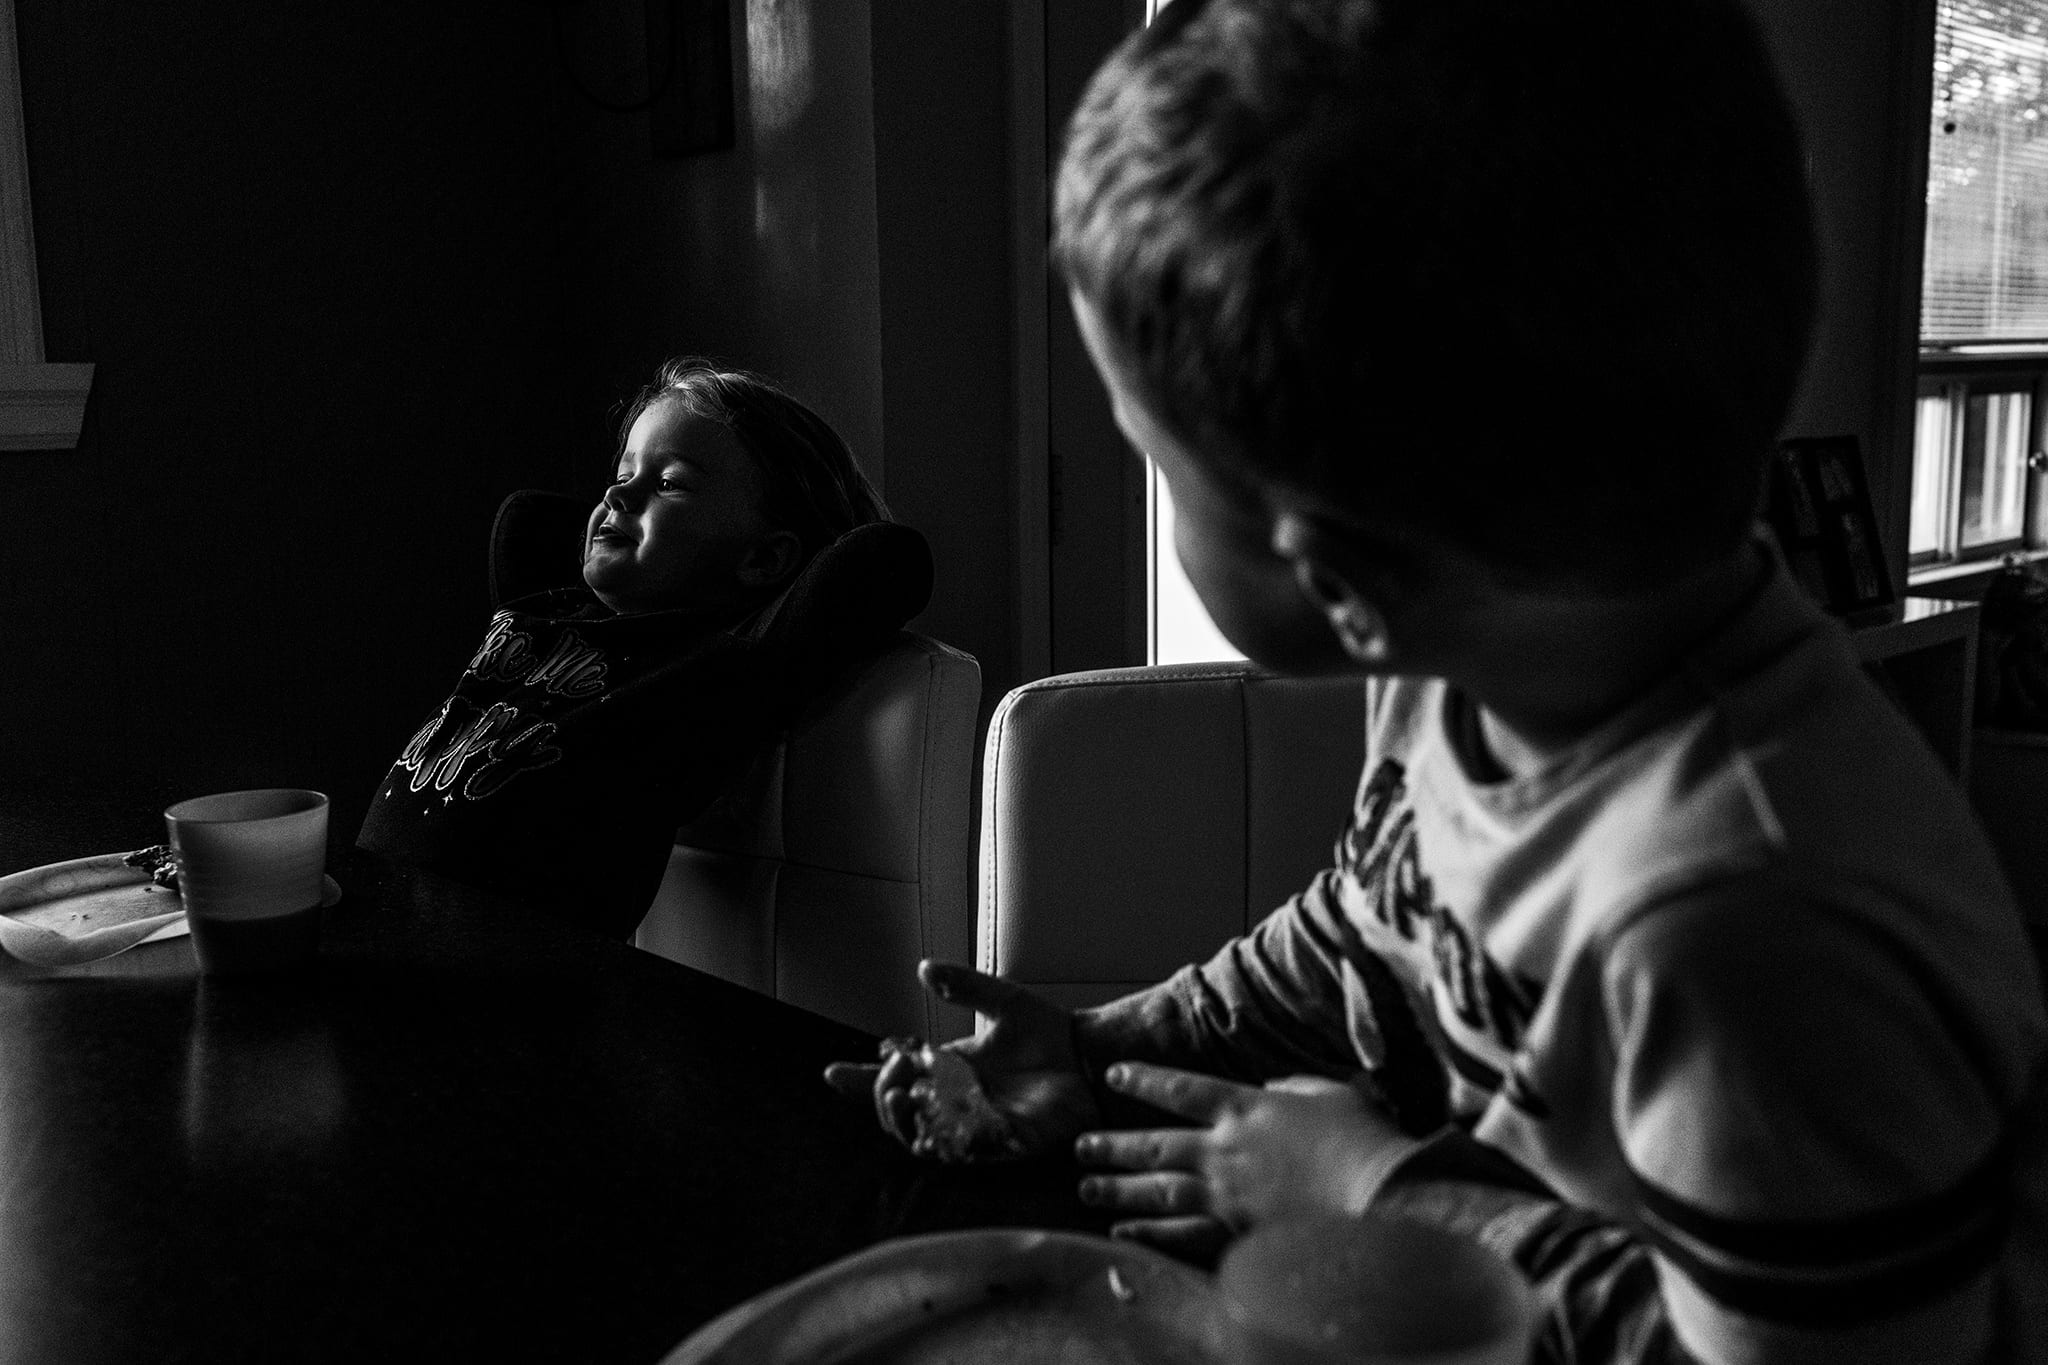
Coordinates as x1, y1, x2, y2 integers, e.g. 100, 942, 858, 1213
1055, 0, 1817, 592
617, 357, 890, 564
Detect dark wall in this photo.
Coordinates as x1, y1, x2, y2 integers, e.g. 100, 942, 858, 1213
547, 0, 886, 480
1754, 0, 1935, 580
1, 2, 587, 865
871, 0, 1022, 702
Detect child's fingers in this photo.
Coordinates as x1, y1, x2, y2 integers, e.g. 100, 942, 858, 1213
1104, 1061, 1252, 1123
881, 1083, 920, 1147
917, 959, 1032, 1019
1073, 1127, 1206, 1173
821, 1058, 924, 1147
821, 1061, 880, 1099
876, 1047, 923, 1092
1078, 1169, 1211, 1217
1262, 1074, 1351, 1098
1107, 1215, 1231, 1262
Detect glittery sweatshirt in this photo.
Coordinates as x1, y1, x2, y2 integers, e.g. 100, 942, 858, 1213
355, 589, 801, 938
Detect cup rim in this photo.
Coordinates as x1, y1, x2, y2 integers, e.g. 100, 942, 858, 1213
164, 788, 330, 825
1217, 1211, 1538, 1354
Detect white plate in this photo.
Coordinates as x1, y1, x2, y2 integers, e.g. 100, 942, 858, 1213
663, 1229, 1237, 1365
0, 852, 340, 966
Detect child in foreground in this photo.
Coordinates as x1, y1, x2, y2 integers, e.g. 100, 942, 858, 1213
828, 1, 2048, 1360
357, 358, 905, 937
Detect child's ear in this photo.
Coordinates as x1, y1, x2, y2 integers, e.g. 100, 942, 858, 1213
1271, 512, 1393, 666
737, 530, 804, 589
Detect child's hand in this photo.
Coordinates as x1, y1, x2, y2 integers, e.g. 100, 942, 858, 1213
1073, 1064, 1406, 1256
823, 960, 1100, 1160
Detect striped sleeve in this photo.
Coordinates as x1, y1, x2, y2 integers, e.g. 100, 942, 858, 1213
1369, 1129, 2011, 1364
1369, 1133, 1691, 1362
1589, 878, 2014, 1362
1628, 1137, 2009, 1333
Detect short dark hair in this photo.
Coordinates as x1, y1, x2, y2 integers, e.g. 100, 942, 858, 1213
1054, 0, 1818, 591
616, 357, 890, 563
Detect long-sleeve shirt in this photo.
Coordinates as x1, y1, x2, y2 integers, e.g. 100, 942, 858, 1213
355, 590, 802, 937
1075, 562, 2048, 1363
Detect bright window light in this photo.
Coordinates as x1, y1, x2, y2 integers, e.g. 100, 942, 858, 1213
1960, 387, 2032, 547
1911, 392, 1954, 558
1148, 473, 1244, 665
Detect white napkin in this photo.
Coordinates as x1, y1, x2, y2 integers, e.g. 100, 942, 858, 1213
0, 908, 187, 967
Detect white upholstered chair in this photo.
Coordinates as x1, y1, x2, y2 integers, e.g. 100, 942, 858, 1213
976, 662, 1367, 1012
635, 633, 982, 1040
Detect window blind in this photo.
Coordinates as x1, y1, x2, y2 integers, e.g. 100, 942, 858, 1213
1922, 0, 2048, 347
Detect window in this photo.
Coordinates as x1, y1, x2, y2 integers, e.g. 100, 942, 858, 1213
1911, 365, 2046, 561
1149, 476, 1243, 663
1140, 0, 1245, 663
1911, 0, 2048, 571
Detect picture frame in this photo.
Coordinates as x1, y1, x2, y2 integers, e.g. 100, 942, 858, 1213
1763, 435, 1897, 624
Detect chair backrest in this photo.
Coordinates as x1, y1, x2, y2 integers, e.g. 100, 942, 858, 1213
978, 662, 1366, 1012
635, 632, 982, 1040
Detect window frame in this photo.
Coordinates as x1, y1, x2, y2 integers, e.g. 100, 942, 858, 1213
1906, 0, 2048, 581
1910, 347, 2048, 572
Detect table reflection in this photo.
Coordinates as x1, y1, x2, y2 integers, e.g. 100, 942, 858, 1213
183, 980, 348, 1166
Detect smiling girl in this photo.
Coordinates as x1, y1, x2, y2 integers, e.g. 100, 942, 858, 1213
354, 359, 910, 936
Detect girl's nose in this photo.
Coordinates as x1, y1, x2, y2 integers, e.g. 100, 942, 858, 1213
603, 479, 636, 512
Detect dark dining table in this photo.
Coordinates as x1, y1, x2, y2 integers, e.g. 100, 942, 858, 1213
0, 852, 1107, 1364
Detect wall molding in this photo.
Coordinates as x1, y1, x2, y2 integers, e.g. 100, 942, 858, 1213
0, 360, 91, 449
0, 0, 92, 450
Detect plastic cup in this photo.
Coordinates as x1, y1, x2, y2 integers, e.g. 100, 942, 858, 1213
1218, 1212, 1541, 1365
164, 789, 329, 975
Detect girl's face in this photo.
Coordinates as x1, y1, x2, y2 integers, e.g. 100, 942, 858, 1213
582, 399, 793, 614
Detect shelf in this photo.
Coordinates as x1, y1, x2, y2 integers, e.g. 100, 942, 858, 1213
0, 361, 94, 450
1849, 596, 1980, 664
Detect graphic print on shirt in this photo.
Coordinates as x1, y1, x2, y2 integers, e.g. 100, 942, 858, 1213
396, 698, 565, 801
1340, 758, 1546, 1116
386, 613, 605, 805
466, 614, 610, 698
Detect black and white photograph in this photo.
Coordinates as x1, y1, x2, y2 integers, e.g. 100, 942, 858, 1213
0, 1, 2043, 1362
